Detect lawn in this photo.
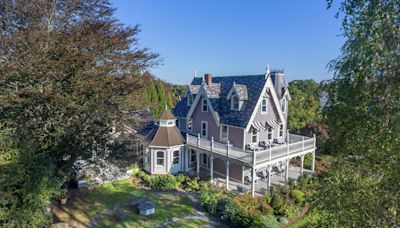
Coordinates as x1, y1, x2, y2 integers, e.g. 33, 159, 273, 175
53, 178, 195, 227
165, 218, 212, 228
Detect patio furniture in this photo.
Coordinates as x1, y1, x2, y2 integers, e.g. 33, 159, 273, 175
237, 185, 248, 194
138, 201, 156, 216
275, 137, 285, 144
246, 144, 257, 151
245, 174, 260, 183
259, 140, 272, 149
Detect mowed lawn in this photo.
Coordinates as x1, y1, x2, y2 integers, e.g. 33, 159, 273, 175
53, 178, 195, 228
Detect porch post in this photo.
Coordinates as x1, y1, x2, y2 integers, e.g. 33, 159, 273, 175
267, 165, 272, 189
311, 152, 315, 173
196, 150, 200, 177
251, 148, 256, 197
300, 155, 304, 175
225, 160, 230, 190
210, 154, 214, 183
285, 159, 289, 182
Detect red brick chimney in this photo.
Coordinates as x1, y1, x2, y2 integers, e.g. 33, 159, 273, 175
204, 73, 212, 86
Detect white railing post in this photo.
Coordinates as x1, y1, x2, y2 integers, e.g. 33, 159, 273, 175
313, 133, 316, 148
269, 146, 272, 160
210, 136, 214, 151
287, 142, 289, 155
302, 136, 305, 151
226, 140, 230, 157
197, 133, 201, 147
186, 133, 189, 144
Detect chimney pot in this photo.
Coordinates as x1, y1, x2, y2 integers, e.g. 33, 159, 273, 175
204, 74, 212, 86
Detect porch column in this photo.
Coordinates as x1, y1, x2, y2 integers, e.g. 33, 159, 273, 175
267, 165, 272, 189
251, 167, 256, 197
196, 151, 200, 177
285, 159, 289, 182
225, 160, 230, 190
210, 155, 214, 183
300, 155, 305, 175
311, 152, 315, 173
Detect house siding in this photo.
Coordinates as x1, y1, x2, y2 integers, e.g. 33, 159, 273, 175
227, 126, 244, 150
191, 98, 219, 140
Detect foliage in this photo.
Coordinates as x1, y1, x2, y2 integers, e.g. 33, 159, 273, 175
288, 80, 321, 131
271, 193, 285, 215
252, 215, 280, 228
184, 177, 202, 192
199, 188, 224, 215
317, 0, 400, 226
290, 190, 306, 205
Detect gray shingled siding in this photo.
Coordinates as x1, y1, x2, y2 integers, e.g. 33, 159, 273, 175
191, 97, 220, 140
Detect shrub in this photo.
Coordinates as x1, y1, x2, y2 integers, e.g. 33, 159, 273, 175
151, 174, 178, 190
136, 170, 146, 178
290, 189, 305, 205
199, 188, 223, 215
185, 177, 201, 192
175, 173, 188, 185
271, 193, 284, 215
252, 215, 280, 228
298, 174, 310, 190
131, 164, 139, 176
141, 173, 152, 186
277, 216, 288, 224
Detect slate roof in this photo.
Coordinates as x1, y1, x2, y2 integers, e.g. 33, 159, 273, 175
173, 74, 267, 128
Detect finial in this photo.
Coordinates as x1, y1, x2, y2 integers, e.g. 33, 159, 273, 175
266, 64, 270, 76
233, 81, 236, 85
194, 69, 197, 78
201, 76, 206, 86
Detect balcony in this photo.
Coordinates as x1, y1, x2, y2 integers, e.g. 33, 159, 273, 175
186, 133, 316, 167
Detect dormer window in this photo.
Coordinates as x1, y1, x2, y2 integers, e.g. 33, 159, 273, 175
187, 94, 193, 106
261, 98, 268, 114
231, 94, 239, 110
201, 98, 208, 112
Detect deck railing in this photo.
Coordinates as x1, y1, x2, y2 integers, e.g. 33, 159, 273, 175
186, 133, 315, 166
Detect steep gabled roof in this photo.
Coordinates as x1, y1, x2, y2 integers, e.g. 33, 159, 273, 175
159, 108, 176, 120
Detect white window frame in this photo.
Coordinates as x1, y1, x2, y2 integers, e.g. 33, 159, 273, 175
281, 98, 286, 113
190, 149, 196, 164
172, 150, 180, 164
267, 127, 273, 140
156, 150, 164, 166
231, 94, 239, 111
261, 97, 268, 114
220, 124, 229, 141
201, 98, 208, 112
187, 118, 192, 132
279, 124, 284, 137
201, 121, 208, 138
251, 129, 258, 144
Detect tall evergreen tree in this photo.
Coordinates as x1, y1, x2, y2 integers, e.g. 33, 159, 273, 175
316, 0, 400, 226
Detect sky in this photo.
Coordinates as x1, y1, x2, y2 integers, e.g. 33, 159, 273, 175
111, 1, 345, 85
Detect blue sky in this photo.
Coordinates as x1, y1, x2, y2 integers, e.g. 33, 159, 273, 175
111, 1, 344, 85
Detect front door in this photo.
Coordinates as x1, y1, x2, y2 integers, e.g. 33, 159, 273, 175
171, 150, 181, 174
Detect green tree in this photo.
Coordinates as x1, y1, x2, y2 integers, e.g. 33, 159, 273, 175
0, 0, 157, 226
148, 79, 159, 103
288, 80, 321, 130
316, 0, 400, 226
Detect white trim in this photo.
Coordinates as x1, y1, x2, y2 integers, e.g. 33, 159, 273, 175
155, 150, 165, 166
245, 74, 286, 132
251, 129, 259, 144
186, 86, 220, 126
220, 124, 229, 142
201, 121, 208, 139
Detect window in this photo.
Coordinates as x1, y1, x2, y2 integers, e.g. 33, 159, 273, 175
267, 127, 273, 140
201, 98, 208, 112
221, 125, 228, 140
191, 150, 196, 163
231, 94, 239, 110
261, 98, 268, 114
187, 94, 193, 106
176, 119, 180, 129
251, 129, 258, 143
173, 150, 180, 164
156, 151, 164, 166
279, 124, 284, 137
281, 98, 286, 113
187, 119, 192, 131
201, 121, 208, 138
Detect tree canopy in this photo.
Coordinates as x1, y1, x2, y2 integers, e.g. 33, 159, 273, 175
316, 0, 400, 226
0, 0, 157, 226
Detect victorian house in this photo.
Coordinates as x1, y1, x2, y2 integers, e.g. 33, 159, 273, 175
137, 68, 316, 197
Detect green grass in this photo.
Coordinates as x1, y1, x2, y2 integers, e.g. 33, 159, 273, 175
98, 193, 194, 228
54, 178, 195, 227
165, 218, 212, 228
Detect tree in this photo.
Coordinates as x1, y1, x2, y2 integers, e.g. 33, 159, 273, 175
288, 80, 321, 131
316, 0, 400, 226
0, 0, 158, 226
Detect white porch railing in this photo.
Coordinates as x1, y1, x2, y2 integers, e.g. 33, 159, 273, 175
186, 133, 316, 166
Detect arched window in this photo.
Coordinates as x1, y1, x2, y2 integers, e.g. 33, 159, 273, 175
281, 98, 286, 113
231, 94, 239, 110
